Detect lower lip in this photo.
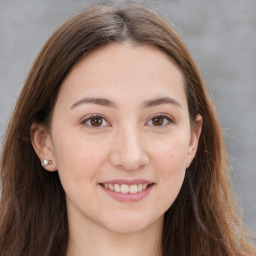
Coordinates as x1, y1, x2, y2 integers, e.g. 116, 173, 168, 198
100, 184, 154, 202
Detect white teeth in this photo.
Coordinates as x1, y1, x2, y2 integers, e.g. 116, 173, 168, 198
129, 184, 138, 194
137, 184, 142, 192
114, 184, 120, 192
103, 183, 150, 194
121, 184, 129, 193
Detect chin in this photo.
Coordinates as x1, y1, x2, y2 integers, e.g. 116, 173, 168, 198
102, 213, 163, 234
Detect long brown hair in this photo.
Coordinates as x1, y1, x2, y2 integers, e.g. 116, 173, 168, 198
0, 2, 255, 256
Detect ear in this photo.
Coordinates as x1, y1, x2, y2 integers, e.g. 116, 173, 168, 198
30, 122, 57, 172
186, 114, 202, 168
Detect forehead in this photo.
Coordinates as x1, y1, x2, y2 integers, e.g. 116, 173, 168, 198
57, 43, 187, 109
68, 42, 184, 82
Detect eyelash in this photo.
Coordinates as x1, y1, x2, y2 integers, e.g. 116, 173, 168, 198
146, 114, 174, 127
81, 114, 174, 128
81, 114, 110, 128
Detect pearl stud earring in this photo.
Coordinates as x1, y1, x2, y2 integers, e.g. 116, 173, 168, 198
42, 159, 52, 167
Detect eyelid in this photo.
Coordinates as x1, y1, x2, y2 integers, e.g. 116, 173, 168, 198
145, 113, 175, 127
81, 114, 111, 128
81, 113, 174, 128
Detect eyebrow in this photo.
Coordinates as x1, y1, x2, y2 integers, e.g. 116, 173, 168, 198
70, 96, 182, 110
71, 98, 116, 109
70, 97, 117, 109
143, 97, 182, 108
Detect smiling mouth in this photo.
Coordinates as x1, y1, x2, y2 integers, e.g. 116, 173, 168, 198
100, 183, 154, 194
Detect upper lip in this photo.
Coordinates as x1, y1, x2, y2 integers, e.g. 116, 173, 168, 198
100, 179, 154, 185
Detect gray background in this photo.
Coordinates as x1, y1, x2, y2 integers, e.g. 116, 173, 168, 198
0, 0, 255, 234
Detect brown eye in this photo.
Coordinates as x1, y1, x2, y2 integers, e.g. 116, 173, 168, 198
152, 116, 164, 126
90, 117, 103, 127
147, 115, 173, 127
83, 115, 109, 128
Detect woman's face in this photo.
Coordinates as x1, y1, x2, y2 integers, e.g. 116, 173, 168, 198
45, 43, 201, 234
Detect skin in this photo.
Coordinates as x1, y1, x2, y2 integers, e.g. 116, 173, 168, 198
31, 43, 202, 256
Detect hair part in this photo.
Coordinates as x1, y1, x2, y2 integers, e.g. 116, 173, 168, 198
0, 2, 255, 256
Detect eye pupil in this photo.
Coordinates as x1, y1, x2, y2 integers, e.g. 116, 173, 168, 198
90, 117, 102, 127
152, 117, 164, 126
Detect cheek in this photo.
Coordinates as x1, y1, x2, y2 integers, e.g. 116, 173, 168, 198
151, 134, 189, 173
52, 131, 109, 183
150, 135, 189, 205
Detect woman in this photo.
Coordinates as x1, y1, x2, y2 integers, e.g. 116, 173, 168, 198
0, 2, 255, 256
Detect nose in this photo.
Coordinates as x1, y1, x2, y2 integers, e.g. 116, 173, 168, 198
109, 126, 149, 171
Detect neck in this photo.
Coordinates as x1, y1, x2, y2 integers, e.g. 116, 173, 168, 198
66, 214, 163, 256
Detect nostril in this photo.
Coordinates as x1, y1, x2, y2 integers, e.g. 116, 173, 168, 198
109, 134, 149, 170
109, 150, 149, 171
